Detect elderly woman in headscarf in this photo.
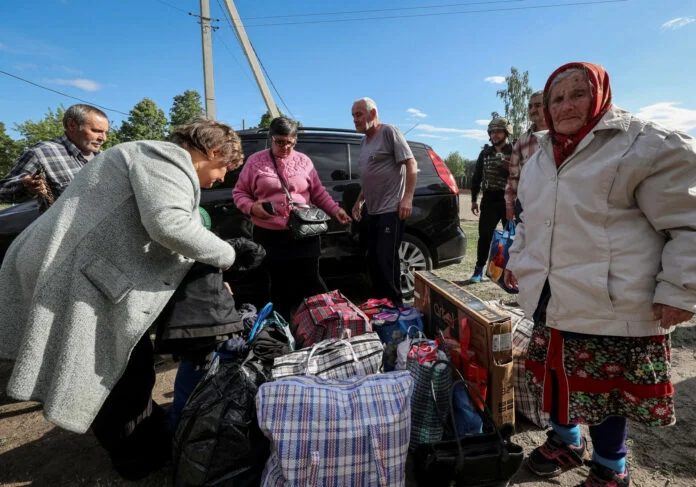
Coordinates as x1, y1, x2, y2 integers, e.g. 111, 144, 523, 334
505, 62, 696, 487
0, 119, 244, 480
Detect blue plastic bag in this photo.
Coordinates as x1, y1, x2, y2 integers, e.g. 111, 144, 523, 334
485, 221, 518, 294
372, 305, 424, 371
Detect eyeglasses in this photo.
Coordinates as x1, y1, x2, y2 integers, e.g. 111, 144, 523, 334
272, 136, 296, 148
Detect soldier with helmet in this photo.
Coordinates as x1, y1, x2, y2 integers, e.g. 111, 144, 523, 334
469, 117, 513, 282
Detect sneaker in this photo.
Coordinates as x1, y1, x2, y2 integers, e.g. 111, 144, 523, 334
527, 430, 589, 478
577, 462, 631, 487
470, 266, 483, 283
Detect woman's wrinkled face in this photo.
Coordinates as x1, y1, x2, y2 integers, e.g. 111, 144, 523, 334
548, 73, 592, 136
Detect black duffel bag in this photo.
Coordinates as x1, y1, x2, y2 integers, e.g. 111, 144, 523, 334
412, 377, 524, 487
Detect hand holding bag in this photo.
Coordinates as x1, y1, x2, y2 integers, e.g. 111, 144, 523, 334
269, 150, 330, 240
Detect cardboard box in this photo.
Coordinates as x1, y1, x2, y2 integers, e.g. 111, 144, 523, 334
414, 270, 515, 427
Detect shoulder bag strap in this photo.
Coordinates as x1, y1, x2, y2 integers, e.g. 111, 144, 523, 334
268, 150, 295, 207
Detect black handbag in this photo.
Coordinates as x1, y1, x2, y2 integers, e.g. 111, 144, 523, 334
412, 375, 524, 487
269, 150, 330, 239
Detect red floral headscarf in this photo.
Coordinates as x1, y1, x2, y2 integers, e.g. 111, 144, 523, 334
543, 62, 612, 166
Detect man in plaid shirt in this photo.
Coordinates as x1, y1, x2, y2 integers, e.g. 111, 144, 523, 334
505, 90, 547, 222
0, 104, 109, 211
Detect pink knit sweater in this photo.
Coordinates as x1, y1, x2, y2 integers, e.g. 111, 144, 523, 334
232, 149, 340, 230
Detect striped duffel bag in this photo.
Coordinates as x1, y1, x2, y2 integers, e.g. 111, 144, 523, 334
271, 332, 383, 380
256, 371, 414, 486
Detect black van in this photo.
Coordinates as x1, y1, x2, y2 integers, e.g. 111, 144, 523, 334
203, 127, 466, 298
0, 127, 465, 298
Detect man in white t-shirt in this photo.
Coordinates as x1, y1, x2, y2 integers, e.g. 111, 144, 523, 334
350, 97, 418, 304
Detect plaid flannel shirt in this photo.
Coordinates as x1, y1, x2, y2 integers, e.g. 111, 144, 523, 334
0, 134, 93, 211
504, 127, 541, 218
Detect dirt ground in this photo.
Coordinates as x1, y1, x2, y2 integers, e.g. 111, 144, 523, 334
1, 196, 695, 487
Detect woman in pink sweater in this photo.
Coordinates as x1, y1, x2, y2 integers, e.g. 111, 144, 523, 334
233, 117, 351, 319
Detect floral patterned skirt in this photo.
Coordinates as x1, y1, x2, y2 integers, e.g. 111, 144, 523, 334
525, 316, 675, 427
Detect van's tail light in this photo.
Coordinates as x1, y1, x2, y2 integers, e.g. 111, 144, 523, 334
427, 149, 459, 194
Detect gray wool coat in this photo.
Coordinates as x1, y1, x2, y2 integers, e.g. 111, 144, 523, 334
0, 141, 236, 433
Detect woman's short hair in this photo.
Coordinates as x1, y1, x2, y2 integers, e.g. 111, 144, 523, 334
170, 119, 243, 169
546, 67, 595, 105
268, 117, 298, 138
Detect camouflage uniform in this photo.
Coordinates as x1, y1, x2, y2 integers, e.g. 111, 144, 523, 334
471, 118, 513, 271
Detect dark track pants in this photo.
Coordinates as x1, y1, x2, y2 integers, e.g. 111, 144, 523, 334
476, 191, 507, 269
367, 211, 405, 304
267, 255, 328, 321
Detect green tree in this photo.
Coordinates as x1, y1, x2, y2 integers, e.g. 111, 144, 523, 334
170, 90, 204, 128
496, 67, 533, 140
0, 122, 22, 178
14, 105, 66, 148
444, 151, 467, 178
102, 124, 122, 150
258, 110, 285, 129
119, 98, 168, 142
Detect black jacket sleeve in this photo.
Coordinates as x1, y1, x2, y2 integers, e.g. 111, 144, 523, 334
471, 149, 486, 203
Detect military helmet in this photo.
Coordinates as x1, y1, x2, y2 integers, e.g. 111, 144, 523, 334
488, 117, 513, 136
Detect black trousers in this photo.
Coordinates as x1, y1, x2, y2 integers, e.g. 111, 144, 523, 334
367, 211, 405, 304
91, 334, 171, 480
253, 226, 328, 321
476, 191, 507, 269
267, 255, 328, 321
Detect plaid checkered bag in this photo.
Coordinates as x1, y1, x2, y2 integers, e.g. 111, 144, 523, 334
408, 353, 452, 446
293, 290, 371, 348
271, 332, 383, 380
256, 371, 414, 486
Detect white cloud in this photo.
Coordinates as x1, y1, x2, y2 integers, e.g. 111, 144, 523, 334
15, 63, 38, 71
407, 108, 427, 118
416, 133, 449, 140
0, 43, 5, 50
661, 17, 695, 30
484, 76, 505, 84
458, 129, 489, 141
475, 119, 490, 126
635, 102, 696, 133
46, 78, 102, 91
55, 65, 83, 75
416, 123, 489, 141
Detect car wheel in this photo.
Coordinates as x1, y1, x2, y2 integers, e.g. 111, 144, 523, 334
399, 234, 432, 299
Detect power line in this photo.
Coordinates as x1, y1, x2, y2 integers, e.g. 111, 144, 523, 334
214, 0, 295, 119
243, 0, 528, 20
153, 0, 191, 15
0, 70, 130, 116
249, 44, 296, 120
211, 30, 258, 87
242, 0, 628, 27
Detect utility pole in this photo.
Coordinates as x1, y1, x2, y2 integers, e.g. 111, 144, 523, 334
221, 0, 280, 118
200, 0, 216, 120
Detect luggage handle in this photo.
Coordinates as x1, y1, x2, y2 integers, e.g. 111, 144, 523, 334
305, 339, 365, 376
248, 302, 273, 341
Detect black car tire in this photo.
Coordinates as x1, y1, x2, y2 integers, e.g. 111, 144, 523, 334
400, 233, 432, 300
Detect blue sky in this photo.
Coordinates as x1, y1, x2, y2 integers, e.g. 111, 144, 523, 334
1, 0, 695, 160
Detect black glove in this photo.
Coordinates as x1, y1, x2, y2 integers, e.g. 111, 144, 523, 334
226, 238, 266, 273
